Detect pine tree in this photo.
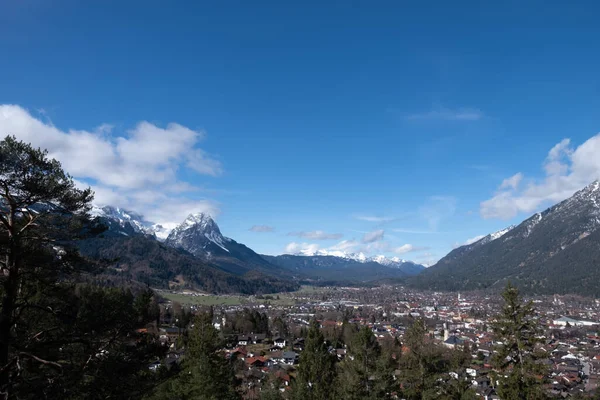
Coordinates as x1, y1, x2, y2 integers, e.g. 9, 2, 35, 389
491, 283, 548, 400
293, 320, 337, 400
337, 325, 397, 399
439, 347, 479, 400
152, 312, 239, 400
399, 318, 446, 400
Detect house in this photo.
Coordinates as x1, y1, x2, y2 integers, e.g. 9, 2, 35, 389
293, 338, 305, 351
482, 387, 500, 400
553, 316, 597, 327
251, 334, 267, 344
475, 375, 491, 389
274, 337, 287, 348
148, 361, 161, 371
230, 347, 248, 360
245, 356, 268, 368
443, 335, 464, 348
282, 351, 298, 365
335, 348, 347, 361
238, 336, 251, 346
273, 370, 291, 386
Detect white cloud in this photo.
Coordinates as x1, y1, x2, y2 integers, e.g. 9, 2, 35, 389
405, 107, 483, 121
394, 244, 415, 254
413, 252, 439, 267
354, 215, 396, 223
250, 225, 275, 233
392, 228, 445, 234
419, 196, 457, 231
0, 104, 222, 227
288, 230, 343, 240
284, 242, 320, 254
481, 133, 600, 219
328, 239, 360, 252
362, 229, 385, 243
393, 244, 429, 254
499, 173, 523, 190
464, 235, 485, 246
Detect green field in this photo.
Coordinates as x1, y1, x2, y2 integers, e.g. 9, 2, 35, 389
159, 292, 243, 306
157, 285, 325, 306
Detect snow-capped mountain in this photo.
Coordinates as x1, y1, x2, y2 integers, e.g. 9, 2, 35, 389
263, 251, 426, 281
414, 180, 600, 295
90, 205, 159, 237
371, 255, 410, 267
149, 223, 172, 241
163, 212, 281, 276
89, 205, 426, 280
165, 212, 231, 256
470, 225, 516, 248
287, 249, 418, 268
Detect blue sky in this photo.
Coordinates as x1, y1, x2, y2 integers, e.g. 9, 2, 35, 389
1, 0, 600, 264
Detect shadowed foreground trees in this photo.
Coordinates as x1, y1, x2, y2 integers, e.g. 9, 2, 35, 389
0, 136, 162, 399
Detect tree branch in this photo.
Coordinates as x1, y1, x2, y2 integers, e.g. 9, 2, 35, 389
19, 352, 63, 371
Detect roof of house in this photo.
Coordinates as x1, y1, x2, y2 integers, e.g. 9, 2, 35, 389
444, 336, 464, 345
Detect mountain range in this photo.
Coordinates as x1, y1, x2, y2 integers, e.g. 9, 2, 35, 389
262, 254, 424, 282
85, 206, 426, 292
85, 179, 600, 295
411, 180, 600, 296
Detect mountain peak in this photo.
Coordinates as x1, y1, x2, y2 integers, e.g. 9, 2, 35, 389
165, 212, 229, 255
575, 179, 600, 201
181, 212, 218, 229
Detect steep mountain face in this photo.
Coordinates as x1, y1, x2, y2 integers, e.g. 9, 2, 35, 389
164, 213, 282, 276
412, 180, 600, 295
262, 253, 425, 282
165, 213, 230, 255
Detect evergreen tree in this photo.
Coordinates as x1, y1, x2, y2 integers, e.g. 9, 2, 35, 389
337, 325, 397, 399
151, 312, 239, 400
371, 348, 400, 399
293, 320, 337, 400
438, 347, 478, 400
491, 283, 548, 400
399, 319, 445, 400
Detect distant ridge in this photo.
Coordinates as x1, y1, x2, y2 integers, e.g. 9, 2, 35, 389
262, 253, 425, 282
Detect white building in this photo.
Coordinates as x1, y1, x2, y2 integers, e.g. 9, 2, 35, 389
552, 316, 597, 327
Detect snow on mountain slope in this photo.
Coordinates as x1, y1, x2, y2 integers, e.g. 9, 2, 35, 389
165, 212, 230, 254
90, 205, 158, 237
287, 249, 423, 270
